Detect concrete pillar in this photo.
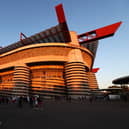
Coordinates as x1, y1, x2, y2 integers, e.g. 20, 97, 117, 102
87, 72, 99, 90
13, 65, 30, 96
64, 32, 90, 98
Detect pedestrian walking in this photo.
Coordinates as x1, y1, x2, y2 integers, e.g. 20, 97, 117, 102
18, 96, 23, 108
37, 97, 43, 109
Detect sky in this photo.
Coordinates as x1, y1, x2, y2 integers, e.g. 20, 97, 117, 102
0, 0, 129, 89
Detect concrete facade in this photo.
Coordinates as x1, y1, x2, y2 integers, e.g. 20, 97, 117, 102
0, 32, 98, 97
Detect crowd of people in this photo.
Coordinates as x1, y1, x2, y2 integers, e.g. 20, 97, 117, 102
0, 93, 129, 108
0, 95, 43, 109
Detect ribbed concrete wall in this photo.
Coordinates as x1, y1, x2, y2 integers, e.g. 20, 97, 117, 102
65, 62, 90, 96
87, 72, 98, 89
13, 66, 30, 96
0, 70, 14, 96
30, 64, 66, 96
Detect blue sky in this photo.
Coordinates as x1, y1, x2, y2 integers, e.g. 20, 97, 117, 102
0, 0, 129, 89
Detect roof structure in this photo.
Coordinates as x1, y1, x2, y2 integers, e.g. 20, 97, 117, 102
112, 76, 129, 84
79, 22, 122, 56
0, 4, 71, 55
0, 3, 121, 56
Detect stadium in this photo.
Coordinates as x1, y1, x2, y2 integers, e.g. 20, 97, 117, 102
0, 4, 121, 98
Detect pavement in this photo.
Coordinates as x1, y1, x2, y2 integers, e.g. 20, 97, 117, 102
0, 100, 129, 129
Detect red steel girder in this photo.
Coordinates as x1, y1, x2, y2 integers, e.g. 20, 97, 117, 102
78, 22, 122, 44
92, 68, 100, 73
20, 32, 27, 41
55, 4, 71, 42
55, 4, 66, 23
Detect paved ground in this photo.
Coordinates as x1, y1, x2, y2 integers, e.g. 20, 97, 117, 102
0, 100, 129, 129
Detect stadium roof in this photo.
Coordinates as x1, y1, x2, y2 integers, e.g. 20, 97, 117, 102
0, 4, 71, 55
0, 4, 121, 56
112, 76, 129, 84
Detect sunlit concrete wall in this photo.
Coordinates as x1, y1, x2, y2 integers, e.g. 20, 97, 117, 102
0, 31, 98, 97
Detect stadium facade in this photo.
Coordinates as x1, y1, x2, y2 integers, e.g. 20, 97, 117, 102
0, 4, 121, 98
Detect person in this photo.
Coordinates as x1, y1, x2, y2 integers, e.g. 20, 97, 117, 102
18, 96, 23, 108
29, 96, 34, 108
0, 97, 1, 104
34, 96, 38, 107
37, 97, 43, 109
89, 95, 93, 103
12, 96, 16, 104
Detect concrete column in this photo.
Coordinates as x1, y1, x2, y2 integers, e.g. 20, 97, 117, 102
13, 65, 30, 96
87, 72, 99, 90
64, 32, 90, 98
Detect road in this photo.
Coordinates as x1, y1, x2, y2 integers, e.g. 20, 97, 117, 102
0, 100, 129, 129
